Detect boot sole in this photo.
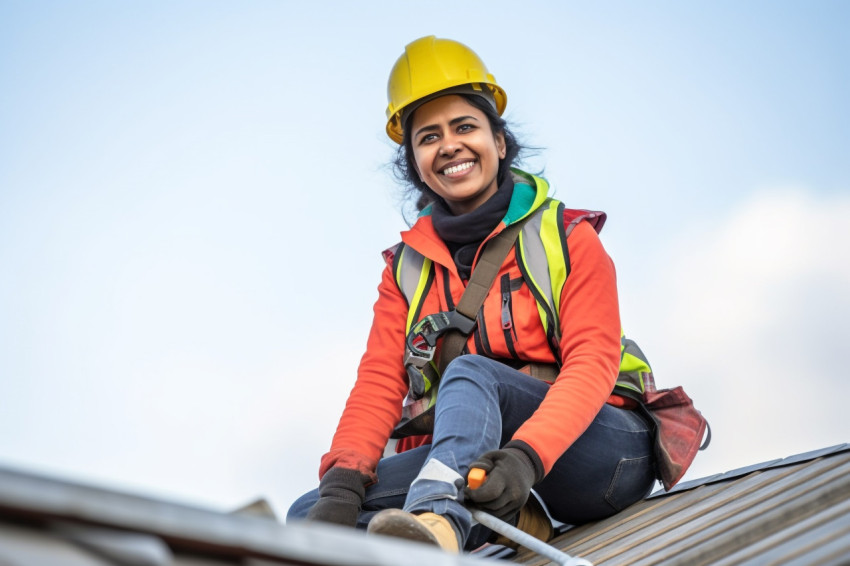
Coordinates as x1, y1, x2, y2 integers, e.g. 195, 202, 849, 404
366, 509, 439, 546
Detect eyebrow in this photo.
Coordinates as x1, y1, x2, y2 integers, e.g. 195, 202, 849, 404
413, 115, 480, 140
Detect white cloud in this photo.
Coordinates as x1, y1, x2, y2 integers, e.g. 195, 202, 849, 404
629, 187, 850, 482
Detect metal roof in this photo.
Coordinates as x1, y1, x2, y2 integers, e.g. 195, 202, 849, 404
501, 443, 850, 565
1, 444, 847, 565
0, 464, 499, 566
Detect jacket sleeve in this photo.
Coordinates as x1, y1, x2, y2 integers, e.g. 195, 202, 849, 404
317, 262, 411, 482
510, 220, 622, 474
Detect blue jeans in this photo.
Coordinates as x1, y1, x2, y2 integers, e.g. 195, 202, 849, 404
288, 355, 656, 549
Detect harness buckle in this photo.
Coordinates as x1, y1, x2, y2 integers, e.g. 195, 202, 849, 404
404, 310, 476, 369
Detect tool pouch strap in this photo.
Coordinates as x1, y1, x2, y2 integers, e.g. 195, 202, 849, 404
517, 362, 560, 383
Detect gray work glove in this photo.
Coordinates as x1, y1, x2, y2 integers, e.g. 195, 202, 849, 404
464, 440, 545, 521
306, 467, 367, 527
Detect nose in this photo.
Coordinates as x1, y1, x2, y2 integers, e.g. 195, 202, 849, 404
439, 133, 462, 156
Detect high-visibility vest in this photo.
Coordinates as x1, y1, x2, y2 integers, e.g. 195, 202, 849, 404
390, 171, 650, 398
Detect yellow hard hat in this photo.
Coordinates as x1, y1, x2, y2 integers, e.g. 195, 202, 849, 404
385, 36, 507, 144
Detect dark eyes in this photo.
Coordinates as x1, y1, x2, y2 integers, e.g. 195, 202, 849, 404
417, 123, 476, 145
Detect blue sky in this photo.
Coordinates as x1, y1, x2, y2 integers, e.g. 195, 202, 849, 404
1, 1, 848, 517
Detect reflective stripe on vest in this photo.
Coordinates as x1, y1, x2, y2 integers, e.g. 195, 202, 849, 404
392, 243, 434, 333
515, 197, 567, 357
618, 334, 651, 395
392, 183, 647, 396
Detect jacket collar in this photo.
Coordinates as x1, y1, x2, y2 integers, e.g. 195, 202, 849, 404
400, 168, 550, 272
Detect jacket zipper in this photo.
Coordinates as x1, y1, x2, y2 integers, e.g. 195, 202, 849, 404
500, 274, 519, 358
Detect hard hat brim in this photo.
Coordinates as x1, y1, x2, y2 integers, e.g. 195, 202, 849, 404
386, 82, 507, 144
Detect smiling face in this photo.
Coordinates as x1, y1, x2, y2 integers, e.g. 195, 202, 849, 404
409, 95, 507, 215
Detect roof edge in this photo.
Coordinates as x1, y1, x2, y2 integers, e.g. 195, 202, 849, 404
648, 442, 850, 498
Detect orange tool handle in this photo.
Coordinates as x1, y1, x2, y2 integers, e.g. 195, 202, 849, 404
468, 467, 487, 490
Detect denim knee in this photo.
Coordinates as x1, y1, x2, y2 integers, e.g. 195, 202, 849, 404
286, 488, 319, 523
441, 354, 500, 387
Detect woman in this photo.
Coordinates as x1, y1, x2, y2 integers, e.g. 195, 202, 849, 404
287, 36, 656, 552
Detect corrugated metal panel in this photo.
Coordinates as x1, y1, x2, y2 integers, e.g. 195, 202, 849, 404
0, 520, 229, 566
511, 445, 850, 566
0, 464, 502, 566
0, 521, 115, 566
2, 446, 847, 565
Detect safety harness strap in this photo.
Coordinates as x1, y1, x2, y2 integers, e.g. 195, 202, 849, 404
436, 213, 533, 374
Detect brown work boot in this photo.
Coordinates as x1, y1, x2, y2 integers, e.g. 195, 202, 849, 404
367, 508, 460, 552
491, 495, 554, 549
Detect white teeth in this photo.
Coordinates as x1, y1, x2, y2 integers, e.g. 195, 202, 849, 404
442, 161, 474, 175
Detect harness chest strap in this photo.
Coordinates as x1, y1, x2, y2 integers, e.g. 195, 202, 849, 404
436, 215, 531, 374
391, 196, 648, 398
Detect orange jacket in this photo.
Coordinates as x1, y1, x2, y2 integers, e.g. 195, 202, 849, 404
318, 177, 622, 481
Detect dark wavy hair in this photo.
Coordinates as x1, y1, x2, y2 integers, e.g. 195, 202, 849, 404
392, 93, 524, 214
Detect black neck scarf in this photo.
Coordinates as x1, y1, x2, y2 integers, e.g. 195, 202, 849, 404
430, 175, 515, 281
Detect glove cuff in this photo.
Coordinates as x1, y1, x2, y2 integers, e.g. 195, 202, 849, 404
319, 467, 368, 504
504, 440, 545, 484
